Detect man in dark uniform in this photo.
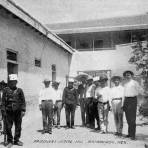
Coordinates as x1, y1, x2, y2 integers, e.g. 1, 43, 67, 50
2, 74, 26, 147
62, 78, 78, 129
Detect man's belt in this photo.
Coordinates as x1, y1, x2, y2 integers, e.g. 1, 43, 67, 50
98, 101, 109, 105
125, 96, 136, 98
56, 100, 62, 102
112, 98, 122, 101
42, 100, 53, 102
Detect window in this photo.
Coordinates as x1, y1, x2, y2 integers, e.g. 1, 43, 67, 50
94, 40, 104, 48
35, 58, 41, 67
7, 50, 17, 62
51, 64, 56, 81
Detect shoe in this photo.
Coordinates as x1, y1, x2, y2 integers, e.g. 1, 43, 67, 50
65, 126, 70, 129
48, 131, 52, 134
13, 140, 23, 146
118, 133, 122, 137
95, 127, 101, 131
125, 135, 131, 138
130, 137, 136, 140
71, 126, 75, 129
100, 131, 105, 134
42, 130, 46, 134
7, 143, 13, 148
114, 132, 119, 136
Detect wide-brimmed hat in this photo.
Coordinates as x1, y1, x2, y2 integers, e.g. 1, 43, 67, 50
68, 79, 74, 83
123, 70, 134, 77
93, 76, 100, 82
52, 81, 60, 86
98, 75, 108, 82
43, 78, 51, 83
111, 76, 122, 82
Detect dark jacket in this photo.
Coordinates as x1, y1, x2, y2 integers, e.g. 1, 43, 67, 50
2, 87, 26, 112
62, 87, 78, 105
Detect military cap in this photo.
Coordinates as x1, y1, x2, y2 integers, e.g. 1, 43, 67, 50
93, 76, 100, 82
9, 74, 18, 81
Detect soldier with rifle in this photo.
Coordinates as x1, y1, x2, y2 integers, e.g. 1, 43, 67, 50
1, 74, 26, 147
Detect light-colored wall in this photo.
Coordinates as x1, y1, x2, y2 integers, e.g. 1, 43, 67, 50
70, 43, 139, 77
0, 9, 72, 104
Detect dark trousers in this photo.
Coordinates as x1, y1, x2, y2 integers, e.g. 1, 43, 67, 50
0, 109, 2, 130
41, 100, 53, 132
80, 98, 89, 126
89, 98, 100, 129
123, 97, 137, 138
85, 97, 92, 126
65, 104, 76, 127
53, 101, 62, 125
6, 110, 22, 143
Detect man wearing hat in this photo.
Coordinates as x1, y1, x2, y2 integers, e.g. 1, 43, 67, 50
88, 76, 100, 130
62, 78, 78, 129
95, 75, 111, 134
1, 74, 26, 147
110, 76, 124, 136
52, 81, 63, 129
123, 70, 143, 140
39, 78, 55, 134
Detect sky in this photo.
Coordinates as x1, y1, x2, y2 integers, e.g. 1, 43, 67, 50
13, 0, 148, 24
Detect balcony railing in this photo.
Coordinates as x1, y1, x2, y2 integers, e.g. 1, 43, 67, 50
77, 47, 115, 51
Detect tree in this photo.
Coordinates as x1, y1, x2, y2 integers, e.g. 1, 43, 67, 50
129, 37, 148, 96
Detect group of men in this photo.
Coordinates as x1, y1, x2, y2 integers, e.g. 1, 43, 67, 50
39, 70, 143, 141
78, 70, 143, 140
0, 70, 143, 147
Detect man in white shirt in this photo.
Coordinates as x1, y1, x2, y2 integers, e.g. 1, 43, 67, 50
95, 75, 111, 134
110, 76, 124, 136
123, 70, 144, 140
39, 79, 55, 134
52, 81, 63, 129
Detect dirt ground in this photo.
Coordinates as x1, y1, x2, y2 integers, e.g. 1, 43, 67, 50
0, 105, 148, 148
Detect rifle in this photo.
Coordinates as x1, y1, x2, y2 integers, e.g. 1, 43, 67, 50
3, 113, 7, 146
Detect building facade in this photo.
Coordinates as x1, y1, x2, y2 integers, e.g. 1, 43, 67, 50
0, 0, 74, 106
47, 14, 148, 79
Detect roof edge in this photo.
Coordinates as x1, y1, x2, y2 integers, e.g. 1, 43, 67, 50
0, 0, 75, 53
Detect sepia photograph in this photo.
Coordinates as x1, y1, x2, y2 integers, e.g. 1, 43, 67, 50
0, 0, 148, 147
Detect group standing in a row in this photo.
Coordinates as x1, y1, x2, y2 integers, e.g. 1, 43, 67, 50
78, 70, 143, 140
39, 70, 143, 141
